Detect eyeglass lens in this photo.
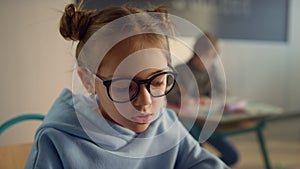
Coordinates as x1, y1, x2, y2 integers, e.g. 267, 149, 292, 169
109, 73, 175, 102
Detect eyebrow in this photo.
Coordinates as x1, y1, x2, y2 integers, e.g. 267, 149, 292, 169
98, 68, 170, 80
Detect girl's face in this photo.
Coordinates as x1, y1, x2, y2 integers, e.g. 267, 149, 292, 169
95, 39, 169, 133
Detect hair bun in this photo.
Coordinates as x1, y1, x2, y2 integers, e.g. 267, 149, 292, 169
65, 4, 76, 18
59, 3, 94, 41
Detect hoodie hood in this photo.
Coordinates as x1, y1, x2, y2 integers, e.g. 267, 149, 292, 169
37, 88, 188, 158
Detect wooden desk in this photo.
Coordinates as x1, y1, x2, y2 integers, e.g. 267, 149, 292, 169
0, 143, 32, 169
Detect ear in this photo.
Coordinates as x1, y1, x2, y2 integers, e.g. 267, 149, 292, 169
77, 67, 95, 94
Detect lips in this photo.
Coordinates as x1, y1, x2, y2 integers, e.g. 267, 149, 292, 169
131, 114, 153, 124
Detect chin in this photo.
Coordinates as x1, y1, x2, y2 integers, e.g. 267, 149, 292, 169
131, 124, 150, 133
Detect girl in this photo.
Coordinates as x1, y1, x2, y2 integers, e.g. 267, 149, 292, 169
26, 3, 229, 169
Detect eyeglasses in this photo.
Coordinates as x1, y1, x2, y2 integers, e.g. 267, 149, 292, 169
94, 71, 177, 103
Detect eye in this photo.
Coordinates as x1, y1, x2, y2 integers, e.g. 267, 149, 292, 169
152, 81, 165, 87
110, 79, 131, 93
110, 79, 138, 94
151, 75, 166, 87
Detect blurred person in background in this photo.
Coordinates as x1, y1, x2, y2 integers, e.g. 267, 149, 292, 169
167, 32, 239, 166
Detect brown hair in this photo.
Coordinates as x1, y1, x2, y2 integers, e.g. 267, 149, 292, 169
193, 32, 218, 58
59, 2, 173, 70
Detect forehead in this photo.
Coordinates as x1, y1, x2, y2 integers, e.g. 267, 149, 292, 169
99, 35, 169, 77
106, 34, 167, 60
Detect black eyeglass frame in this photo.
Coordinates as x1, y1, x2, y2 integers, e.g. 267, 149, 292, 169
94, 71, 177, 103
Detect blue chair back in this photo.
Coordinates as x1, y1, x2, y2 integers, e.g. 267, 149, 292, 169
0, 114, 45, 135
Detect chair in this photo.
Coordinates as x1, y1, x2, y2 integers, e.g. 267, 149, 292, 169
0, 114, 45, 135
0, 114, 45, 169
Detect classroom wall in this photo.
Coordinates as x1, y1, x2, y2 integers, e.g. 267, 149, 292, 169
171, 0, 300, 112
287, 0, 300, 112
0, 0, 73, 146
220, 0, 300, 112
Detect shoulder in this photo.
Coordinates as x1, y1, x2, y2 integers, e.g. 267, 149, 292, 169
43, 88, 74, 120
36, 88, 88, 140
26, 128, 66, 169
26, 127, 85, 169
42, 88, 78, 125
51, 88, 74, 110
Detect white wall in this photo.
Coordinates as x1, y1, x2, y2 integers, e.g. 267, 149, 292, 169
220, 0, 300, 112
287, 0, 300, 112
0, 0, 74, 146
219, 40, 289, 108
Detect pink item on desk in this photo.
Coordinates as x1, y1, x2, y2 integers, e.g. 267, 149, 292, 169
224, 100, 248, 114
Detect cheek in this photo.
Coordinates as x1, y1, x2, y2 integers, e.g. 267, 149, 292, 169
95, 83, 130, 119
151, 97, 165, 110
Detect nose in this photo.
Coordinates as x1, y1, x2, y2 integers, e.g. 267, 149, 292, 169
132, 85, 152, 107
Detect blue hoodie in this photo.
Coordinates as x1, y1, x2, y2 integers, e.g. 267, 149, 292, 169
25, 88, 229, 169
